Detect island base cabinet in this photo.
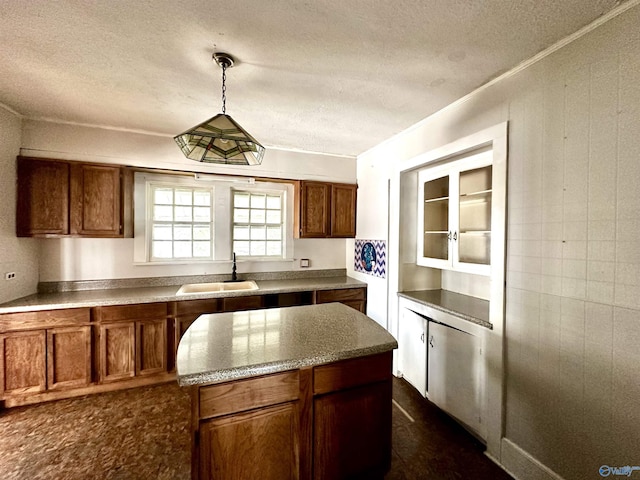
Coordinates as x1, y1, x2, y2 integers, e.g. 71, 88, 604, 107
199, 402, 300, 480
314, 381, 392, 480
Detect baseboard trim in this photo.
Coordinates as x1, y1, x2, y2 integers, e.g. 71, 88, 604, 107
500, 438, 565, 480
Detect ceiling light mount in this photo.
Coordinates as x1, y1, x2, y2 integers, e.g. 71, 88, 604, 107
173, 51, 265, 166
212, 52, 234, 69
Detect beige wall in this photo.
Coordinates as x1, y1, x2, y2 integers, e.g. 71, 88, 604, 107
357, 4, 640, 480
0, 107, 39, 303
19, 120, 355, 282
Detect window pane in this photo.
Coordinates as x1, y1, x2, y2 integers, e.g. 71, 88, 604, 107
250, 194, 266, 209
250, 209, 265, 224
154, 205, 173, 221
193, 225, 210, 240
234, 225, 250, 240
234, 241, 250, 256
174, 225, 192, 240
234, 192, 250, 208
266, 210, 281, 224
174, 241, 192, 258
193, 241, 210, 257
174, 206, 192, 222
250, 242, 266, 256
193, 207, 211, 222
250, 226, 266, 240
154, 188, 173, 205
267, 226, 281, 240
153, 241, 172, 258
194, 191, 210, 206
175, 189, 193, 205
266, 195, 281, 209
234, 208, 250, 223
266, 241, 282, 256
153, 224, 172, 240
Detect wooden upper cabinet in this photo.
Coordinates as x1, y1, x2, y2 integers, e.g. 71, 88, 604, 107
16, 156, 133, 238
70, 163, 124, 236
16, 157, 70, 236
330, 183, 357, 237
295, 181, 357, 238
296, 181, 331, 238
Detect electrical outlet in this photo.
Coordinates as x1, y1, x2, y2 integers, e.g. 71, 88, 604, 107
300, 259, 310, 268
5, 272, 16, 280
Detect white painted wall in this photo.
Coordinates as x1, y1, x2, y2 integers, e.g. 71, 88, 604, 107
0, 107, 39, 302
356, 4, 640, 480
18, 120, 355, 282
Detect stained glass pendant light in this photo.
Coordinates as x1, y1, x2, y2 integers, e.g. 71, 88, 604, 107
174, 52, 265, 165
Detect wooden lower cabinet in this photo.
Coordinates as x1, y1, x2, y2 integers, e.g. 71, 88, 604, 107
192, 352, 392, 480
0, 330, 46, 396
313, 382, 391, 479
316, 287, 367, 313
47, 326, 92, 390
200, 403, 300, 480
96, 303, 168, 383
99, 322, 135, 382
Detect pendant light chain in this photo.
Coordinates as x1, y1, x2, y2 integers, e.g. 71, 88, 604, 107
221, 62, 227, 115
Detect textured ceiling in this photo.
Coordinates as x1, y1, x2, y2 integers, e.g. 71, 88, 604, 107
0, 0, 623, 157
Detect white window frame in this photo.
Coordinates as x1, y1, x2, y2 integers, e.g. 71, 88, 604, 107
133, 172, 294, 264
231, 188, 285, 259
147, 182, 215, 262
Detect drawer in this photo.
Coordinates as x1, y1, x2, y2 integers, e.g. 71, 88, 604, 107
0, 308, 91, 333
199, 370, 300, 420
316, 287, 365, 303
172, 299, 220, 316
222, 295, 264, 312
96, 302, 167, 322
313, 352, 392, 395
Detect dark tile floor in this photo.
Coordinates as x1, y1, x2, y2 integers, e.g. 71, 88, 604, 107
387, 378, 513, 480
0, 377, 513, 479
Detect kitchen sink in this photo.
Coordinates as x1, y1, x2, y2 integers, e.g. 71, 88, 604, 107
176, 280, 259, 295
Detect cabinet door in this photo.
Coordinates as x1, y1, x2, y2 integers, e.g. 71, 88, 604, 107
330, 183, 357, 237
397, 308, 427, 396
16, 157, 70, 236
47, 326, 92, 390
454, 164, 492, 274
98, 322, 135, 383
200, 402, 300, 480
136, 319, 167, 376
416, 168, 451, 269
314, 380, 392, 480
427, 321, 482, 435
70, 163, 122, 236
297, 181, 330, 238
0, 330, 47, 395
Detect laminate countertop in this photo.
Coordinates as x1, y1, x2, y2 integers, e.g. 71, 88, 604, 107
398, 289, 491, 329
0, 276, 366, 314
176, 302, 398, 386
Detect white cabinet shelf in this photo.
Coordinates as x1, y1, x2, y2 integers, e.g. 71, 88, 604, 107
417, 150, 494, 275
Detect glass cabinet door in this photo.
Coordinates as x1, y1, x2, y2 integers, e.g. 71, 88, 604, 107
422, 175, 450, 261
457, 165, 492, 266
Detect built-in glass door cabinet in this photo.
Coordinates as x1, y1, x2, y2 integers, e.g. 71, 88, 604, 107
417, 149, 493, 275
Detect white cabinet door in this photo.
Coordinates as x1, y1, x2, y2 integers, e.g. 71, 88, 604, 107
397, 308, 427, 396
416, 149, 493, 276
427, 321, 482, 435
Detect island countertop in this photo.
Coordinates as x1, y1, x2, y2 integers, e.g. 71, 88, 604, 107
176, 302, 398, 386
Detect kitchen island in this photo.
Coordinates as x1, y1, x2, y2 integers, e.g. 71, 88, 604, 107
176, 302, 397, 480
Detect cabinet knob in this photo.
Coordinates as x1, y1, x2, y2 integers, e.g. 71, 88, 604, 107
448, 231, 452, 241
420, 332, 425, 343
453, 231, 457, 241
429, 335, 434, 348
